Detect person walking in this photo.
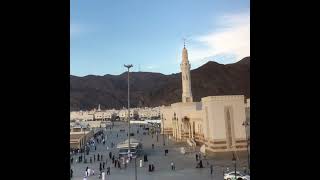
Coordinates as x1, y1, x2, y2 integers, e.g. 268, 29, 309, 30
99, 163, 102, 172
103, 162, 105, 169
109, 152, 112, 159
107, 167, 110, 175
101, 171, 105, 180
118, 160, 121, 169
171, 161, 175, 170
70, 169, 73, 178
88, 168, 91, 176
210, 164, 213, 175
196, 154, 198, 161
98, 153, 100, 161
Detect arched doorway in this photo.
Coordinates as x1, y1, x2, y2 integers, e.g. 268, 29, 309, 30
182, 116, 191, 139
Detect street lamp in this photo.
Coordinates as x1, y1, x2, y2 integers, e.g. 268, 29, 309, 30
82, 126, 86, 162
156, 131, 159, 142
232, 153, 237, 180
242, 121, 250, 173
124, 64, 133, 159
162, 114, 165, 146
134, 156, 137, 180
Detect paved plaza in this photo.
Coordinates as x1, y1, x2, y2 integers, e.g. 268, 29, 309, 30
71, 122, 249, 180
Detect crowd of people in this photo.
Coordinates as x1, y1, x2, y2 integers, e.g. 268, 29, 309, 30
70, 123, 220, 179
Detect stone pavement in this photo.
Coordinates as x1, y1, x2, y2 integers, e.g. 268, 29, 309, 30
70, 121, 249, 180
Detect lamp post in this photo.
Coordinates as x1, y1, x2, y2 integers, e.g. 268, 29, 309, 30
124, 64, 133, 159
134, 156, 137, 180
232, 153, 236, 180
242, 121, 250, 173
162, 114, 165, 146
156, 131, 159, 142
83, 126, 86, 161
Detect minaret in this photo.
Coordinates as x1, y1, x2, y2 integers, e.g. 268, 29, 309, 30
180, 42, 193, 103
98, 104, 101, 111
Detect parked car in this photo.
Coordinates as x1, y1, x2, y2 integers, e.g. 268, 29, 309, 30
224, 171, 250, 180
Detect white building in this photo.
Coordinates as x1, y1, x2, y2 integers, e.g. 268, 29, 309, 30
119, 109, 128, 120
137, 107, 160, 119
160, 45, 248, 153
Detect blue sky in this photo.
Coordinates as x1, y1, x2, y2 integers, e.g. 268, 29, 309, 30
71, 0, 250, 76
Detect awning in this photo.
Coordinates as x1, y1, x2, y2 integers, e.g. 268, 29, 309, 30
117, 138, 141, 149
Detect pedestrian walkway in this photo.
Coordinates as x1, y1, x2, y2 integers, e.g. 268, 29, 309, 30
70, 121, 249, 180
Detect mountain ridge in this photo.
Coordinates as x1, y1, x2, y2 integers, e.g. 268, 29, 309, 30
70, 57, 250, 111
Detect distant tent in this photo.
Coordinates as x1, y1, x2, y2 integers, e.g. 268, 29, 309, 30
200, 145, 206, 154
117, 138, 141, 149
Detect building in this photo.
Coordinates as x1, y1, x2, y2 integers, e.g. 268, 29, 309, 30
137, 107, 161, 119
117, 108, 139, 120
129, 109, 139, 119
245, 98, 250, 139
160, 45, 248, 153
70, 111, 94, 121
70, 124, 94, 149
246, 98, 250, 123
119, 109, 128, 120
71, 106, 160, 122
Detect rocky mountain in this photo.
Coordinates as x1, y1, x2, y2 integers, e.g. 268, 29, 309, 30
70, 57, 250, 111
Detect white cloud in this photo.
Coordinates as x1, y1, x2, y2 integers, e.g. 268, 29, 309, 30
188, 12, 250, 65
146, 65, 159, 70
70, 23, 82, 37
146, 66, 154, 69
70, 23, 95, 38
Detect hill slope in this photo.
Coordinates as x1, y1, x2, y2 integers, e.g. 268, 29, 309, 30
70, 57, 250, 110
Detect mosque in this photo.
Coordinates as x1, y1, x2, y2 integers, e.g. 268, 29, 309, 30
160, 44, 250, 153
